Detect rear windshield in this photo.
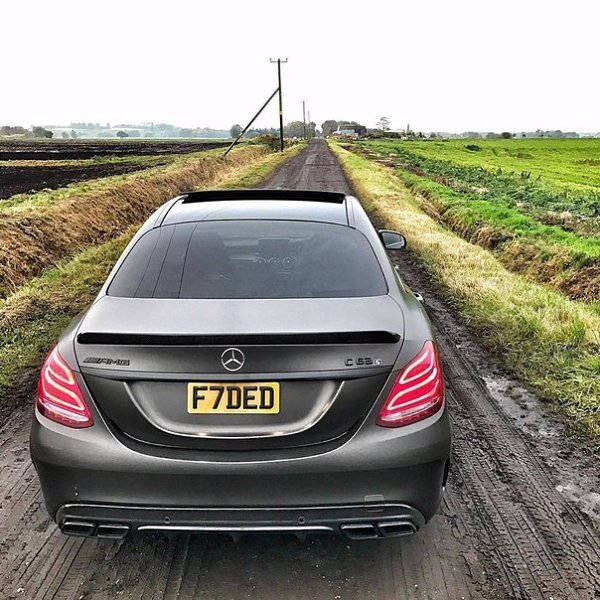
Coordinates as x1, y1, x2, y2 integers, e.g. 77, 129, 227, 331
108, 220, 387, 299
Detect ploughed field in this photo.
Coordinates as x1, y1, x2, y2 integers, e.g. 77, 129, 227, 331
0, 138, 230, 160
0, 139, 230, 198
359, 138, 600, 301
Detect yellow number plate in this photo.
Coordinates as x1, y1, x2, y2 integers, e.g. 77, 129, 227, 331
187, 382, 280, 414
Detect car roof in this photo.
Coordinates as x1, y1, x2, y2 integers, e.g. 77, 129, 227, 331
161, 190, 350, 227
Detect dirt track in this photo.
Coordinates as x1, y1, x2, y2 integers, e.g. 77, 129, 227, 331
0, 139, 599, 599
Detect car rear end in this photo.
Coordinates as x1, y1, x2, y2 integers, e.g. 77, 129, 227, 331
30, 191, 451, 540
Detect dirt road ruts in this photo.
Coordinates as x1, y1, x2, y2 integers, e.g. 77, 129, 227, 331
0, 139, 598, 599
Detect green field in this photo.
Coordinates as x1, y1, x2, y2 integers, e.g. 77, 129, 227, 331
385, 138, 600, 188
359, 139, 600, 301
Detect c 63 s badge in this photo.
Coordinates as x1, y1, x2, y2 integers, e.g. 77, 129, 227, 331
345, 357, 382, 367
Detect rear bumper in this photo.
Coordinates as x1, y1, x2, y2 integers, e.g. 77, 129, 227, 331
31, 407, 451, 536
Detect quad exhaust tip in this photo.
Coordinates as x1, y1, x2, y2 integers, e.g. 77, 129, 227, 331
341, 520, 418, 540
340, 523, 379, 540
60, 520, 130, 539
377, 520, 417, 537
96, 523, 131, 539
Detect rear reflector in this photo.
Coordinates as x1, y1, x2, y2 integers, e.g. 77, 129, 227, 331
37, 346, 93, 428
377, 341, 444, 427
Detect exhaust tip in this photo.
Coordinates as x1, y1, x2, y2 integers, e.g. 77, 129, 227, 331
340, 523, 379, 540
96, 523, 130, 539
377, 520, 417, 538
61, 520, 96, 537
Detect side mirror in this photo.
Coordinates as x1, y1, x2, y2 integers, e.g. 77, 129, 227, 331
378, 230, 407, 251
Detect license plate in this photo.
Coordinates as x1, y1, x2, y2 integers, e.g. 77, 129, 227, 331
187, 382, 280, 414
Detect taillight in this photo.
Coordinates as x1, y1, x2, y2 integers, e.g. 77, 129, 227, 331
37, 345, 93, 428
377, 341, 444, 427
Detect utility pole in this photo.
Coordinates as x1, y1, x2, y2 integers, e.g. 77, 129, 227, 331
302, 100, 307, 139
270, 58, 287, 152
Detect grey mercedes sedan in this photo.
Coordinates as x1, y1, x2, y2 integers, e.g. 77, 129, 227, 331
30, 190, 451, 540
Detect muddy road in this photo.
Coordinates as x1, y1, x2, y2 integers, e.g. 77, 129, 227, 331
0, 139, 599, 599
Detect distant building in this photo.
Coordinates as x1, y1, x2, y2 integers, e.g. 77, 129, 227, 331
331, 128, 359, 140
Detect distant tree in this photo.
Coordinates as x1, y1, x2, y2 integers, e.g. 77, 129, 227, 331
338, 121, 367, 136
178, 128, 194, 138
501, 131, 513, 139
61, 131, 69, 139
32, 126, 53, 138
376, 117, 391, 131
70, 130, 78, 139
116, 130, 129, 139
321, 120, 338, 137
245, 127, 278, 139
0, 125, 29, 136
230, 124, 242, 139
69, 122, 100, 129
283, 121, 306, 138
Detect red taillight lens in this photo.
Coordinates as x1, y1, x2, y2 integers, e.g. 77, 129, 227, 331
37, 346, 93, 428
377, 341, 444, 427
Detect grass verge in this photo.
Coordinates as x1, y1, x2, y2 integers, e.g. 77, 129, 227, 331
331, 142, 600, 441
0, 145, 301, 414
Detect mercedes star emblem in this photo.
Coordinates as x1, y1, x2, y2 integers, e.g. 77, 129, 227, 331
221, 347, 245, 372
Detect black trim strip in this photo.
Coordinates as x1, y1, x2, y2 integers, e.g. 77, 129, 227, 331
181, 190, 346, 204
76, 331, 400, 346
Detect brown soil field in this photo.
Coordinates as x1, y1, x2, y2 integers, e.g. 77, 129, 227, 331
0, 139, 229, 160
0, 139, 233, 199
0, 161, 170, 199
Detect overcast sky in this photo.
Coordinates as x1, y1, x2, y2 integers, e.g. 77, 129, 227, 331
2, 0, 598, 132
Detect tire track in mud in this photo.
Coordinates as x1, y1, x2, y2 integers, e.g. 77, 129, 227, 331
0, 139, 598, 599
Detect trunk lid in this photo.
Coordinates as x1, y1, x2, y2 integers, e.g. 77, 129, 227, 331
75, 296, 403, 450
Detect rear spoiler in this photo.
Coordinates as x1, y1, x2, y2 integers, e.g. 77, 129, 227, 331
76, 331, 400, 346
180, 190, 346, 204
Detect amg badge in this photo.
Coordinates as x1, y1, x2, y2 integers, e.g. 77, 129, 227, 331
83, 357, 131, 366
